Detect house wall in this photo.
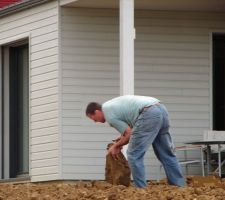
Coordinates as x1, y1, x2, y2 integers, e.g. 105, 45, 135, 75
61, 7, 225, 180
0, 1, 60, 182
61, 8, 120, 179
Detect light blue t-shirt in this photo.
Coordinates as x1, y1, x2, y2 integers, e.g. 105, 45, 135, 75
102, 95, 160, 134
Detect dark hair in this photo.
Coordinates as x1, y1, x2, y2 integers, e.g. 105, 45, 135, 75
86, 102, 102, 115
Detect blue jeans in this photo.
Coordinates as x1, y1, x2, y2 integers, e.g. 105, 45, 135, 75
127, 104, 185, 188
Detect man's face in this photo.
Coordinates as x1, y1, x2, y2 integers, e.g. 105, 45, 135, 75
87, 110, 105, 123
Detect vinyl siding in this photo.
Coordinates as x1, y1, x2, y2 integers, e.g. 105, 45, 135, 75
0, 1, 60, 182
61, 8, 119, 180
135, 11, 225, 177
61, 7, 225, 180
135, 11, 213, 178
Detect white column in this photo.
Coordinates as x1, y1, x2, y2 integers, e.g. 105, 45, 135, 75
120, 0, 135, 95
120, 0, 135, 158
0, 47, 2, 179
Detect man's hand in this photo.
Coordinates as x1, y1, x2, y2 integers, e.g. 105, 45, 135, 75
112, 136, 121, 143
107, 143, 122, 159
107, 127, 132, 159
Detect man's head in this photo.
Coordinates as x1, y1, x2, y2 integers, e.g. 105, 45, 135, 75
86, 102, 105, 123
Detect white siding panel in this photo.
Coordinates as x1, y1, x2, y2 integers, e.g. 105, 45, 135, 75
61, 8, 225, 181
31, 63, 58, 76
31, 55, 58, 68
32, 79, 58, 92
135, 73, 209, 82
31, 174, 59, 182
62, 126, 117, 135
63, 174, 102, 180
62, 141, 107, 150
32, 39, 58, 53
63, 165, 104, 174
63, 133, 115, 142
31, 150, 58, 161
32, 135, 58, 146
0, 9, 57, 34
32, 142, 58, 153
31, 87, 58, 99
31, 102, 58, 114
0, 2, 58, 25
31, 95, 57, 107
31, 31, 58, 46
135, 41, 209, 51
63, 70, 118, 79
170, 112, 209, 120
0, 0, 60, 181
63, 157, 105, 166
32, 126, 58, 138
167, 104, 209, 112
32, 166, 58, 176
63, 86, 118, 95
31, 23, 58, 37
31, 118, 59, 130
0, 16, 58, 40
32, 158, 58, 168
31, 71, 58, 84
136, 57, 208, 66
32, 110, 58, 122
31, 47, 58, 60
63, 39, 118, 49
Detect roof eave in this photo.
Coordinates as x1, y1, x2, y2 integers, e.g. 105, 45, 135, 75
0, 0, 53, 18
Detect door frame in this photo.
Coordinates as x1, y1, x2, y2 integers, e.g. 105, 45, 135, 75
0, 34, 30, 179
210, 30, 225, 130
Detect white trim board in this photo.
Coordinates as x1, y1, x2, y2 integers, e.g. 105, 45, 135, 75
0, 33, 30, 46
60, 0, 78, 6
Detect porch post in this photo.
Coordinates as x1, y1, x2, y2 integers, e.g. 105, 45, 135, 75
120, 0, 134, 158
0, 47, 2, 179
120, 0, 135, 95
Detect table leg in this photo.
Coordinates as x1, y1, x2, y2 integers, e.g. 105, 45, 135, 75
200, 147, 205, 176
218, 144, 221, 177
206, 145, 211, 175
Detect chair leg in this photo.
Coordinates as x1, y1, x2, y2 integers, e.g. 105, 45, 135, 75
214, 159, 225, 176
200, 147, 205, 176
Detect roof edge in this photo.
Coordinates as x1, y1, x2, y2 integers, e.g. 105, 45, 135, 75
0, 0, 54, 18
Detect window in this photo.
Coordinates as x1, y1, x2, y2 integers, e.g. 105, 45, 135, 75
1, 40, 29, 179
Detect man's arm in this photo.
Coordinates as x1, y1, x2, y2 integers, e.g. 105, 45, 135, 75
115, 126, 132, 147
107, 126, 132, 156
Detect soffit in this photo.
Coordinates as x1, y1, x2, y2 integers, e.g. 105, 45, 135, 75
62, 0, 225, 12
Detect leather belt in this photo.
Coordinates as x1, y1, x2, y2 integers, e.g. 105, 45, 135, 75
139, 103, 161, 114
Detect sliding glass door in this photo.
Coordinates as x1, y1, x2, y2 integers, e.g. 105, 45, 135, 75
9, 44, 29, 177
1, 41, 29, 179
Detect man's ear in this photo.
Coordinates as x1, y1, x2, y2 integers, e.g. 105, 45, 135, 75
94, 110, 100, 114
